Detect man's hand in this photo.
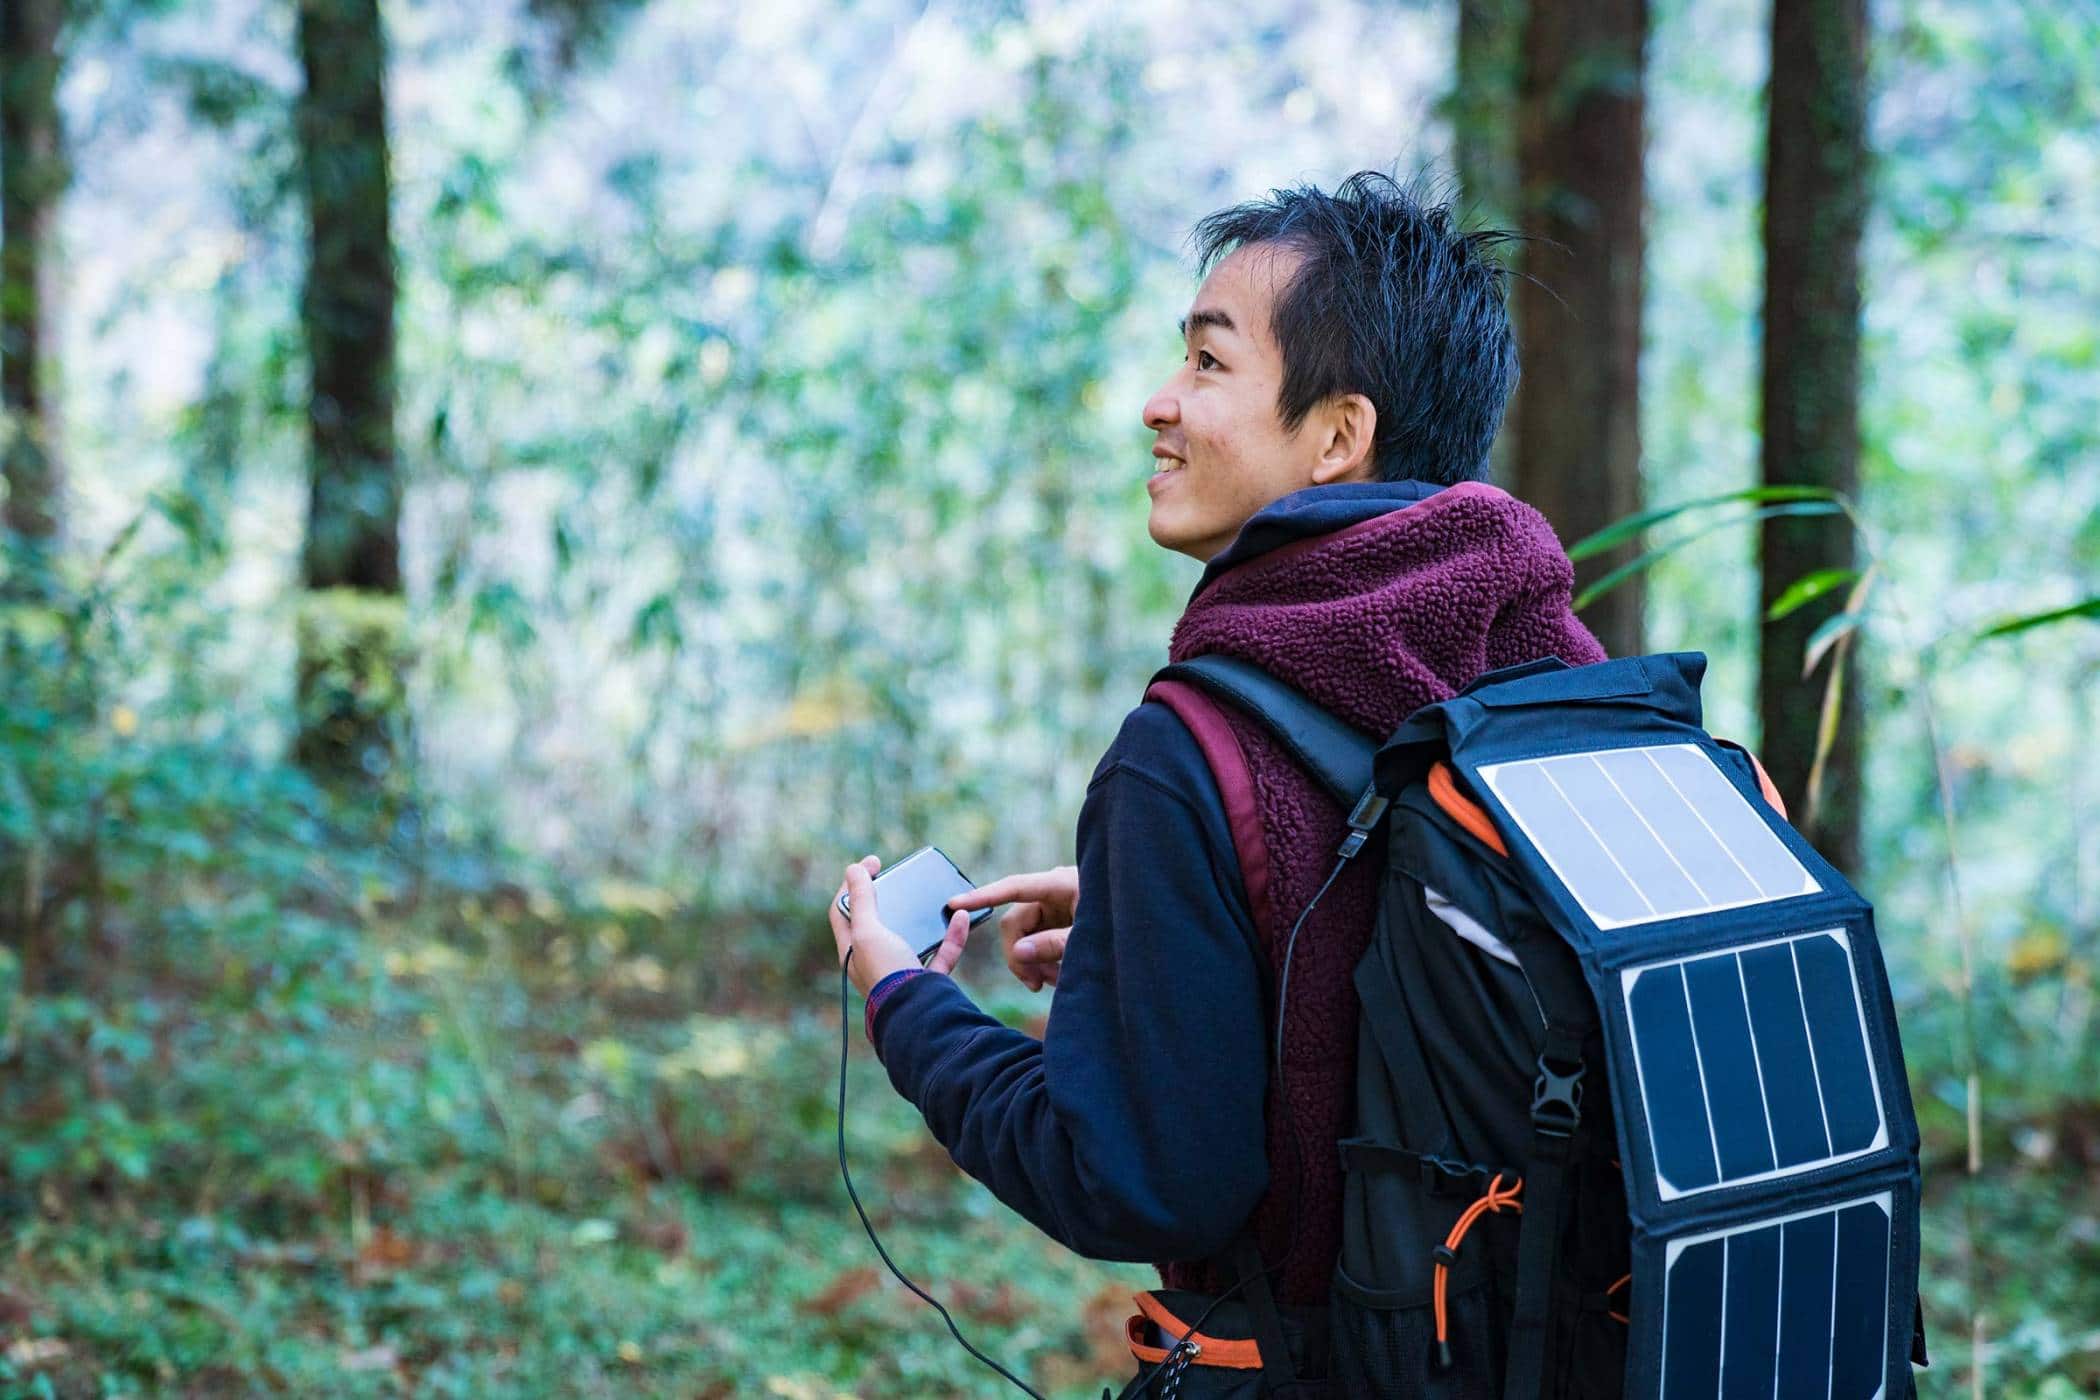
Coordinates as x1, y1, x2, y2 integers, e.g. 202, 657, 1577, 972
827, 854, 972, 998
947, 865, 1078, 992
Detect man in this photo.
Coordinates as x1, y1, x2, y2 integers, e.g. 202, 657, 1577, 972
826, 171, 1604, 1388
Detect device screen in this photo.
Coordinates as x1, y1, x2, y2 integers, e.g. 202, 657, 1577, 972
838, 846, 992, 960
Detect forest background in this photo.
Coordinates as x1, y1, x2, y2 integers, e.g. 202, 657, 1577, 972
1, 0, 2095, 1395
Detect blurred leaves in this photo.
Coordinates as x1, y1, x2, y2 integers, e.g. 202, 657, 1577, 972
1975, 595, 2100, 639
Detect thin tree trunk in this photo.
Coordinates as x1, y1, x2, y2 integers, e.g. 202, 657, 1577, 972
1451, 0, 1525, 481
1759, 0, 1868, 876
1453, 0, 1523, 232
0, 0, 65, 557
294, 0, 403, 781
1510, 0, 1647, 659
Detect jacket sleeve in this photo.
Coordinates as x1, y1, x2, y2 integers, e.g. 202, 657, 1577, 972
868, 748, 1269, 1263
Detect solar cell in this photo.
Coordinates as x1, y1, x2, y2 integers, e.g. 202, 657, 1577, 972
1661, 1195, 1892, 1400
1478, 744, 1819, 929
1624, 930, 1888, 1200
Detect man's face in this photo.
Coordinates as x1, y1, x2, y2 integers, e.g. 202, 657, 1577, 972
1142, 242, 1345, 562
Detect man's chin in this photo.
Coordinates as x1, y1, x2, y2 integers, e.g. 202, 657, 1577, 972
1146, 506, 1219, 562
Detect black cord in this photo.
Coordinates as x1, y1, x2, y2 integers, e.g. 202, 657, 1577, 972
838, 852, 1352, 1400
838, 950, 1049, 1400
1259, 856, 1351, 1306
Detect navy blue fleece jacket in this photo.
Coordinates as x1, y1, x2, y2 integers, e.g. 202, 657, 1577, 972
864, 481, 1443, 1263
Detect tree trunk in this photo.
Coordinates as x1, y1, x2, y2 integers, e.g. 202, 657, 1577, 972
294, 0, 404, 782
1758, 0, 1868, 876
1453, 0, 1523, 232
1451, 0, 1525, 480
1510, 0, 1647, 659
0, 0, 65, 559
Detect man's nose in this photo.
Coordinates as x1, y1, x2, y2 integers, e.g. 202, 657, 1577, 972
1141, 382, 1179, 431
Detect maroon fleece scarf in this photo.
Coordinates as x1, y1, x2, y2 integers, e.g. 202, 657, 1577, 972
1142, 480, 1606, 1304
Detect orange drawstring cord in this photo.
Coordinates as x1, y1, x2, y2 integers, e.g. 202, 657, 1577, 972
1607, 1272, 1631, 1325
1431, 1173, 1523, 1370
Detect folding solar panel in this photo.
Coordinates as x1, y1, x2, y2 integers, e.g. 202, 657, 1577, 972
1623, 929, 1889, 1199
1478, 744, 1820, 930
1385, 656, 1923, 1399
1660, 1194, 1893, 1400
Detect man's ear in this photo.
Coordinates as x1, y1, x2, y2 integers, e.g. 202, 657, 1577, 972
1308, 393, 1378, 485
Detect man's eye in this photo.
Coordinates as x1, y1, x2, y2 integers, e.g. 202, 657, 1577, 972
1195, 350, 1219, 370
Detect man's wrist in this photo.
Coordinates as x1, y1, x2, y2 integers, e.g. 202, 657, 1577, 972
864, 966, 930, 1044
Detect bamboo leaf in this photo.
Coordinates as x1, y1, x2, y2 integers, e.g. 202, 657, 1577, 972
1801, 610, 1862, 679
1565, 485, 1841, 562
1974, 596, 2100, 639
1765, 567, 1860, 622
1573, 502, 1843, 612
1801, 635, 1851, 834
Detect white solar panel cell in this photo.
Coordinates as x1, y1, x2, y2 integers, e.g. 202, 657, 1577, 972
1479, 744, 1820, 929
1486, 758, 1654, 924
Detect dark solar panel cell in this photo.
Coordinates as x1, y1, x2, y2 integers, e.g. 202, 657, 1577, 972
1720, 1224, 1781, 1400
1664, 1198, 1892, 1400
1740, 940, 1834, 1164
1777, 1211, 1838, 1398
1682, 954, 1779, 1180
1794, 934, 1883, 1155
1630, 930, 1885, 1197
1831, 1201, 1892, 1399
1663, 1237, 1724, 1400
1627, 963, 1721, 1192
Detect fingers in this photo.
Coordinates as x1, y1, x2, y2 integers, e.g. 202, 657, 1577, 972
827, 872, 855, 967
832, 853, 882, 917
1013, 928, 1069, 967
926, 908, 972, 976
843, 862, 879, 938
1010, 927, 1069, 990
950, 868, 1063, 911
827, 907, 849, 967
998, 902, 1046, 943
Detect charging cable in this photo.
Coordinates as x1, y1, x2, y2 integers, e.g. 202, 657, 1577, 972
837, 840, 1359, 1400
838, 948, 1049, 1399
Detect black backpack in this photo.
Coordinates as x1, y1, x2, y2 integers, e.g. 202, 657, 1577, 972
1122, 651, 1926, 1400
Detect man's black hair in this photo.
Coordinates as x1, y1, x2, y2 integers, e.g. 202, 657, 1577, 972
1189, 170, 1519, 486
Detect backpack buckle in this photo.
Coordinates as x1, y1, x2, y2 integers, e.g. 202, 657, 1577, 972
1530, 1054, 1585, 1138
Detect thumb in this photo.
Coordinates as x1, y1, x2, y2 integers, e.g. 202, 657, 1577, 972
927, 908, 972, 976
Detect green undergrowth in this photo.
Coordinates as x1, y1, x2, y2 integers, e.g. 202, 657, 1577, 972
5, 909, 2096, 1397
0, 683, 2091, 1396
0, 805, 1150, 1396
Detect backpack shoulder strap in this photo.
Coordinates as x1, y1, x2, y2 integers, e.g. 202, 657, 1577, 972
1148, 655, 1376, 809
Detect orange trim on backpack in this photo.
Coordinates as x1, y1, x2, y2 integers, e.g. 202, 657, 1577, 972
1123, 1290, 1264, 1370
1429, 762, 1509, 857
1716, 738, 1788, 819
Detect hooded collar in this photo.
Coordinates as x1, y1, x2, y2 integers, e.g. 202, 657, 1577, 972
1168, 479, 1606, 736
1189, 480, 1447, 606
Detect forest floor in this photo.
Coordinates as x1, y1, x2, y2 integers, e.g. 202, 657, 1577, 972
1, 883, 2095, 1398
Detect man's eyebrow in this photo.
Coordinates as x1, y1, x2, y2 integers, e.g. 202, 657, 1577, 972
1177, 308, 1237, 339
